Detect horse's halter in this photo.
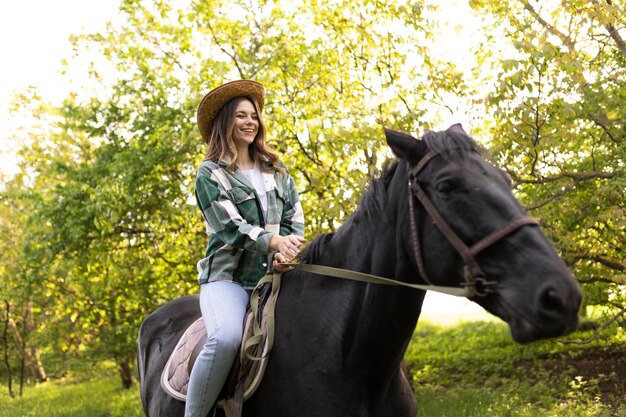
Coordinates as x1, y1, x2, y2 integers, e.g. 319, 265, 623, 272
407, 151, 540, 297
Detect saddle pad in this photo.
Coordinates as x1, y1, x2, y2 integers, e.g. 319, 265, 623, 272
160, 308, 272, 403
160, 316, 206, 401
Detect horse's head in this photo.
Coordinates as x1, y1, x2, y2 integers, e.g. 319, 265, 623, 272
385, 125, 581, 343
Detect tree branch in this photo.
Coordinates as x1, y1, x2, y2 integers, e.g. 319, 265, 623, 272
604, 22, 626, 56
522, 1, 576, 52
510, 169, 613, 185
592, 0, 626, 57
135, 27, 193, 78
577, 276, 626, 285
2, 300, 14, 398
588, 109, 619, 143
205, 20, 243, 76
575, 255, 625, 272
523, 181, 576, 211
509, 168, 612, 211
563, 305, 626, 344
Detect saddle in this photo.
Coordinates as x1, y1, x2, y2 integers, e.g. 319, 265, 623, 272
160, 272, 281, 417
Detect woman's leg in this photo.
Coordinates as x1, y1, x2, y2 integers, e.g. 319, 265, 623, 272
184, 281, 249, 417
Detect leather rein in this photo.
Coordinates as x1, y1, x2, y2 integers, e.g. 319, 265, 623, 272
245, 151, 542, 370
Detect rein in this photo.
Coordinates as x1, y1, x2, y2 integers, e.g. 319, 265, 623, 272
281, 150, 539, 299
285, 263, 470, 297
241, 149, 542, 409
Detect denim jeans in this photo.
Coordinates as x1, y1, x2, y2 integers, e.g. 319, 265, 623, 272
184, 281, 250, 417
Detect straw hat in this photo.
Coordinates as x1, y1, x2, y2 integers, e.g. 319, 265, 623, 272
196, 80, 266, 142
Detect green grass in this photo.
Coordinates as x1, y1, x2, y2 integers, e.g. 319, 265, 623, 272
1, 320, 625, 417
0, 372, 143, 417
406, 319, 626, 416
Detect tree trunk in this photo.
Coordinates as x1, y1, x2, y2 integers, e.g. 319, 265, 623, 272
19, 313, 25, 396
26, 345, 47, 382
22, 301, 46, 382
2, 300, 15, 398
9, 301, 48, 386
118, 358, 135, 389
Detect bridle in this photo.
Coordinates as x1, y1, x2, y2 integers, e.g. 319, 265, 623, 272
276, 149, 540, 299
407, 151, 540, 297
247, 151, 542, 367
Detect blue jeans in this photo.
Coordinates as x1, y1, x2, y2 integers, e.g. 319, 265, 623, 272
184, 281, 250, 417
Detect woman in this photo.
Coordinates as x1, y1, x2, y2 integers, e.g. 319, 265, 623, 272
186, 80, 305, 417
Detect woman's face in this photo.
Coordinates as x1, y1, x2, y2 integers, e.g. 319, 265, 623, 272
231, 99, 259, 150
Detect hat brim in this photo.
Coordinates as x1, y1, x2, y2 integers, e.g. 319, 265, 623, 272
196, 80, 266, 142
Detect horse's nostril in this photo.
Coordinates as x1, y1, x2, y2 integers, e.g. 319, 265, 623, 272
540, 287, 565, 313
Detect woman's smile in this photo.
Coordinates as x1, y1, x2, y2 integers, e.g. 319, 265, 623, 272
232, 100, 259, 148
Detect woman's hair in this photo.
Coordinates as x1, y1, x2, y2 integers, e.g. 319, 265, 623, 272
203, 96, 284, 174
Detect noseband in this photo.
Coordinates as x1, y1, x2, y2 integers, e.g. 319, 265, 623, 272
407, 152, 540, 297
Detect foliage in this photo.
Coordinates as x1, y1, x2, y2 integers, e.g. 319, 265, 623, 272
468, 0, 626, 327
1, 0, 624, 395
0, 0, 467, 389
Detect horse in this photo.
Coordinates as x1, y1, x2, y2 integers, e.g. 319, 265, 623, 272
137, 125, 582, 417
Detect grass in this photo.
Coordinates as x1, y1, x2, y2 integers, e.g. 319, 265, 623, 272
1, 320, 624, 417
0, 371, 143, 417
406, 319, 626, 416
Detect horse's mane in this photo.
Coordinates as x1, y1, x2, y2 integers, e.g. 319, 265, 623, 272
299, 232, 334, 263
300, 161, 398, 264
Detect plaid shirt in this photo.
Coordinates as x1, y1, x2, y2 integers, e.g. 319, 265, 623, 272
195, 158, 305, 289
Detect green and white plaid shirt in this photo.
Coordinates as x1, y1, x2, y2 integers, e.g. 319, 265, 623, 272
195, 158, 305, 289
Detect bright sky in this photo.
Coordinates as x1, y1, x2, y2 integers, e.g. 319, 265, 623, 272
0, 0, 493, 322
0, 0, 120, 177
0, 0, 120, 98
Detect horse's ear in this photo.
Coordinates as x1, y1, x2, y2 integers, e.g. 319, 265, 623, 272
448, 123, 467, 135
384, 128, 426, 163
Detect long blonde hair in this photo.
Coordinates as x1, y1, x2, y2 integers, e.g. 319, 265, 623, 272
203, 97, 284, 173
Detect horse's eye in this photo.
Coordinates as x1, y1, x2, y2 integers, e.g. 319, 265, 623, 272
435, 180, 455, 194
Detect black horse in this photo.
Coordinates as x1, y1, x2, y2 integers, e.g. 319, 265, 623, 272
138, 125, 581, 417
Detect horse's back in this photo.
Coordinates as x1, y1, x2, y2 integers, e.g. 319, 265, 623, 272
137, 294, 201, 417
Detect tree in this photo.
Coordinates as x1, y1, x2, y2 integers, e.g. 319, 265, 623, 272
470, 0, 626, 332
2, 0, 467, 388
0, 93, 58, 392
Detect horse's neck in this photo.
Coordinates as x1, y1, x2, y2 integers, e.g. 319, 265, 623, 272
308, 191, 424, 371
306, 235, 422, 390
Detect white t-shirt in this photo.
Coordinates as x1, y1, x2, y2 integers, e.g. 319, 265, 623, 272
240, 165, 268, 216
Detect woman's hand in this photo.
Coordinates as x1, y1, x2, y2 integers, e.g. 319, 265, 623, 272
269, 234, 306, 269
272, 254, 293, 273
